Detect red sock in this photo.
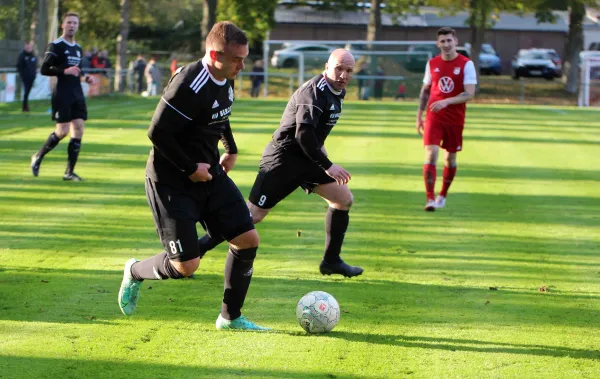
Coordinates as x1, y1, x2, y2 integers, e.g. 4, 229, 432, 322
440, 166, 457, 197
423, 164, 436, 200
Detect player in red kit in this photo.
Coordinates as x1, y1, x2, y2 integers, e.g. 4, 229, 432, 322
416, 27, 477, 211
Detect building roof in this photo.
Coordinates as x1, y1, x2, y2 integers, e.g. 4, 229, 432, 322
275, 6, 569, 32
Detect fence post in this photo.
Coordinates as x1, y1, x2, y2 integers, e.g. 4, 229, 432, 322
519, 79, 525, 104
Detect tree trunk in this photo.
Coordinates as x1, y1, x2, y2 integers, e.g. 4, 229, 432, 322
366, 0, 381, 43
30, 9, 38, 53
36, 0, 47, 57
201, 0, 218, 53
115, 0, 131, 92
468, 0, 487, 78
565, 1, 585, 94
366, 0, 381, 99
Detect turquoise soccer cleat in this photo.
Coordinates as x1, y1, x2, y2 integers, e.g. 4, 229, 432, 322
216, 314, 272, 331
118, 258, 141, 316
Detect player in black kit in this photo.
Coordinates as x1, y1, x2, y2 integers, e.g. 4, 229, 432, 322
198, 49, 363, 278
30, 12, 95, 181
118, 22, 270, 331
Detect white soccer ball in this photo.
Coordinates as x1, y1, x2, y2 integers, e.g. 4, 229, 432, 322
296, 291, 340, 333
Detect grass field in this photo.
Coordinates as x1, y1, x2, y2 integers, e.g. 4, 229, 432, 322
1, 95, 599, 378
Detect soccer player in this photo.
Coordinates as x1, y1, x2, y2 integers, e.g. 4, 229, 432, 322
118, 21, 270, 331
416, 27, 477, 211
16, 41, 37, 113
198, 49, 363, 278
30, 12, 95, 181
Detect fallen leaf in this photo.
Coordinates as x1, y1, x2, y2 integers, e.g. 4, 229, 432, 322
489, 287, 498, 290
484, 301, 490, 305
40, 280, 49, 283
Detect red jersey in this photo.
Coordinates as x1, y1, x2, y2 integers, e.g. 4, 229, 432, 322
424, 54, 477, 127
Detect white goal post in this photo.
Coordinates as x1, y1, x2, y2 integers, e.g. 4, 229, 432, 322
578, 53, 600, 107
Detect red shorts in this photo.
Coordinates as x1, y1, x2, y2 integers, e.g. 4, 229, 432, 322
423, 122, 464, 153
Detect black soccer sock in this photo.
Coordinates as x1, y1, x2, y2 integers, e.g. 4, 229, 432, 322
37, 132, 61, 159
130, 252, 185, 281
221, 246, 257, 320
65, 138, 82, 174
323, 207, 349, 263
197, 233, 226, 257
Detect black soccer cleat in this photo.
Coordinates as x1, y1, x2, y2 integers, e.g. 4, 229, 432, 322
319, 260, 364, 278
31, 154, 41, 177
63, 172, 84, 181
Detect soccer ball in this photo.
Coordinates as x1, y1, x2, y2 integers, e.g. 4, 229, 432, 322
296, 291, 340, 333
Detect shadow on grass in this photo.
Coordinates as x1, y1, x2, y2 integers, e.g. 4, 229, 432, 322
0, 355, 355, 379
325, 332, 600, 361
1, 269, 599, 330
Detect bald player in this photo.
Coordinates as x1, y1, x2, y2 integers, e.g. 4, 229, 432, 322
197, 49, 363, 278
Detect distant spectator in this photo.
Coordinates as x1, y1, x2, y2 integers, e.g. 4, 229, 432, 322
91, 50, 110, 75
101, 50, 112, 69
374, 65, 385, 100
250, 60, 264, 98
395, 81, 406, 101
16, 41, 37, 112
81, 51, 92, 69
133, 55, 146, 94
356, 62, 369, 100
144, 57, 162, 96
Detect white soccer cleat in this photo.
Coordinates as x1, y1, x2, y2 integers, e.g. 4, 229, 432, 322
435, 195, 446, 209
424, 199, 436, 212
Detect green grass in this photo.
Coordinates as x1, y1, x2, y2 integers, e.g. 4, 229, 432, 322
1, 95, 599, 378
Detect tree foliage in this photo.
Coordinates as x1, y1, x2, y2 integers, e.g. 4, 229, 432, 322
217, 0, 277, 44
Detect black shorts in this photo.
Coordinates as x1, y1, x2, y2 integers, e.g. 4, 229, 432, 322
145, 171, 255, 262
248, 142, 335, 209
51, 96, 87, 123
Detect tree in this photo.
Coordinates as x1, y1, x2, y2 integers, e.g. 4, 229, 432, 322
201, 0, 218, 52
217, 0, 278, 44
534, 0, 594, 93
115, 0, 130, 92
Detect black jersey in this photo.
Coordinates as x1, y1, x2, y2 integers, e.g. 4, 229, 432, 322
146, 59, 238, 186
41, 37, 84, 100
272, 74, 345, 153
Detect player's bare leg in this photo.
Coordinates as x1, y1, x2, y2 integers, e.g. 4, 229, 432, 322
423, 144, 440, 211
313, 182, 363, 278
31, 122, 70, 177
247, 201, 271, 224
436, 150, 457, 209
63, 118, 85, 181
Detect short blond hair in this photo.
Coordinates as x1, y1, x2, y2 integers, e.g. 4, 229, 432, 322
62, 12, 79, 22
206, 21, 248, 51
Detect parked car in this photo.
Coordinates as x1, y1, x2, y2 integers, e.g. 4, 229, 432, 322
404, 43, 501, 75
478, 44, 502, 75
587, 42, 600, 51
512, 49, 562, 80
270, 43, 334, 68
